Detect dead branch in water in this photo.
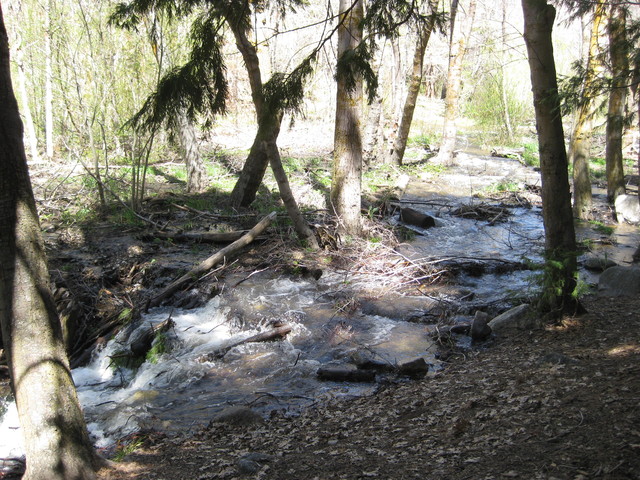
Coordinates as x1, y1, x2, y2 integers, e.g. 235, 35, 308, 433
145, 211, 277, 310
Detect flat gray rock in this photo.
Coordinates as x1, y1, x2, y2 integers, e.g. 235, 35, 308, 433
488, 304, 536, 332
598, 266, 640, 297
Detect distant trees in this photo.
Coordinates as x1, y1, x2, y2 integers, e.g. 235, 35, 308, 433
0, 7, 102, 478
436, 0, 477, 164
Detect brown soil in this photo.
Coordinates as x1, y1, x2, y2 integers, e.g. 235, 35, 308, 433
96, 295, 640, 480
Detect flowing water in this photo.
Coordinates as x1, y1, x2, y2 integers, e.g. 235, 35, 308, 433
1, 154, 638, 462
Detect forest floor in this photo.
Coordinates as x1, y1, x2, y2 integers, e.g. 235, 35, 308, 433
2, 146, 639, 480
96, 294, 640, 480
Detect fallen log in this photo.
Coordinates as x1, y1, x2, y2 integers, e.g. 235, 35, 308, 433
201, 324, 293, 361
317, 367, 376, 383
146, 211, 277, 310
150, 230, 251, 244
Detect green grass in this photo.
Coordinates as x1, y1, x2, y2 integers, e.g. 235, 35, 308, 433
589, 220, 614, 235
485, 179, 521, 193
523, 142, 539, 167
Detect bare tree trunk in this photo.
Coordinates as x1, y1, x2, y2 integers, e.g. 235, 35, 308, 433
436, 0, 477, 164
499, 0, 514, 142
6, 1, 39, 163
569, 0, 605, 219
331, 0, 364, 236
226, 19, 316, 246
176, 107, 205, 192
605, 2, 628, 203
44, 0, 54, 160
387, 0, 440, 165
0, 9, 102, 478
362, 94, 383, 166
266, 139, 319, 249
521, 0, 579, 316
229, 22, 271, 207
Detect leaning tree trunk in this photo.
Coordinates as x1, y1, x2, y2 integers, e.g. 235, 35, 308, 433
436, 0, 477, 164
331, 0, 364, 236
0, 9, 101, 479
522, 0, 579, 316
226, 18, 316, 247
387, 0, 440, 166
605, 2, 628, 203
228, 22, 271, 208
569, 0, 605, 219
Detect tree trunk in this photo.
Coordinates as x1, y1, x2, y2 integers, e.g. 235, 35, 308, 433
521, 0, 579, 316
229, 22, 270, 207
605, 2, 628, 203
499, 0, 514, 142
266, 139, 319, 249
387, 0, 440, 166
331, 0, 364, 236
436, 0, 477, 164
569, 0, 605, 219
177, 107, 205, 193
44, 0, 54, 160
0, 9, 101, 479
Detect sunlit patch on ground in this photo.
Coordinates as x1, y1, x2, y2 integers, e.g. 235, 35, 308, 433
607, 344, 640, 357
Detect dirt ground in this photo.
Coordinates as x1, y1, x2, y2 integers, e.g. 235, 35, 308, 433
95, 293, 640, 480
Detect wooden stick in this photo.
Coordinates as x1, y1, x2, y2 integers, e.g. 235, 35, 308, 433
146, 211, 277, 310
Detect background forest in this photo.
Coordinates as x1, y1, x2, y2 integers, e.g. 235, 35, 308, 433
4, 0, 584, 213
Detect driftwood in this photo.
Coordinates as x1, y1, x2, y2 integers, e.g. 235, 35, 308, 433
152, 230, 250, 244
129, 315, 175, 357
146, 211, 277, 310
201, 324, 293, 361
317, 367, 376, 383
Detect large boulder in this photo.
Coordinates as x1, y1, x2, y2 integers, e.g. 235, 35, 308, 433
615, 194, 640, 224
488, 304, 536, 332
598, 266, 640, 297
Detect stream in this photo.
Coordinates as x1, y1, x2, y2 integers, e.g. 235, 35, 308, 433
1, 153, 638, 462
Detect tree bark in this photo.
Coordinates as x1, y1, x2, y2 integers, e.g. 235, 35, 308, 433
387, 0, 440, 166
331, 0, 364, 236
605, 2, 628, 203
0, 9, 101, 479
521, 0, 579, 315
228, 22, 272, 207
569, 0, 605, 219
436, 0, 477, 164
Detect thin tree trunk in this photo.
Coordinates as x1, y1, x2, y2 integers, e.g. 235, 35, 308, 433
177, 107, 205, 192
331, 0, 364, 236
521, 0, 579, 316
0, 9, 102, 478
499, 0, 514, 142
387, 0, 440, 166
436, 0, 477, 164
569, 0, 605, 219
44, 0, 54, 160
266, 139, 319, 249
605, 2, 628, 203
13, 33, 39, 162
